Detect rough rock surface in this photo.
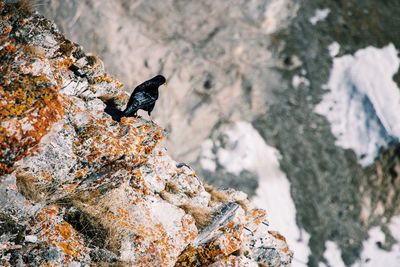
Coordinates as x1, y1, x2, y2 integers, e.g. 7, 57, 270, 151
0, 2, 292, 266
37, 1, 400, 265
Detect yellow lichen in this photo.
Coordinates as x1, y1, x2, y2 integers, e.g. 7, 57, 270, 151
33, 206, 88, 263
0, 28, 64, 175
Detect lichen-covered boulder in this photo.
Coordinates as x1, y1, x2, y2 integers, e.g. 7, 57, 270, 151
0, 1, 293, 266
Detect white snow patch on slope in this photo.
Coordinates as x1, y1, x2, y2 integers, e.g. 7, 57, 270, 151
215, 122, 268, 175
319, 241, 346, 267
328, 42, 341, 58
352, 216, 400, 267
315, 44, 400, 166
200, 139, 217, 172
309, 8, 330, 25
320, 217, 400, 267
204, 121, 310, 266
292, 75, 310, 88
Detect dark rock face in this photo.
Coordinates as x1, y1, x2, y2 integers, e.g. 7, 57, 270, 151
38, 0, 400, 266
258, 1, 400, 265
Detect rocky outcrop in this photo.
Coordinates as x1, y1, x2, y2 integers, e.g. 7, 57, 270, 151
37, 0, 400, 266
0, 2, 292, 266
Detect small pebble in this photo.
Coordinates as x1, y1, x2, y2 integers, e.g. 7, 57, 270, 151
25, 235, 38, 243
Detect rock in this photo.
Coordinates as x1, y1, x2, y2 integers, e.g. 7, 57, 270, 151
0, 2, 292, 266
24, 235, 37, 243
37, 0, 400, 265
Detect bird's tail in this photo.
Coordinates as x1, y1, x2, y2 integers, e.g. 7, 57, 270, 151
104, 99, 124, 122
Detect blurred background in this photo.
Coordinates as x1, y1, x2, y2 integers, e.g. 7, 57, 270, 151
38, 1, 400, 266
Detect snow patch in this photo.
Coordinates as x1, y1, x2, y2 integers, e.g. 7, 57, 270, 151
315, 44, 400, 166
309, 8, 330, 25
353, 217, 400, 266
321, 241, 346, 267
203, 121, 311, 266
200, 139, 217, 172
292, 75, 310, 88
215, 122, 263, 175
328, 42, 340, 58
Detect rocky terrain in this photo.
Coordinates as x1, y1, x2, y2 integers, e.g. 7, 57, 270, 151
37, 0, 400, 266
0, 1, 293, 266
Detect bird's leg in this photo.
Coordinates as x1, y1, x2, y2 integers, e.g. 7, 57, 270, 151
147, 111, 155, 123
133, 111, 142, 118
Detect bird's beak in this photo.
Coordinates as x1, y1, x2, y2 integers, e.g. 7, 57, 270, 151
164, 80, 168, 87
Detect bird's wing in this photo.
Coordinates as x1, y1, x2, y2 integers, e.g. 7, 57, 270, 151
127, 80, 158, 108
124, 91, 157, 116
133, 91, 157, 107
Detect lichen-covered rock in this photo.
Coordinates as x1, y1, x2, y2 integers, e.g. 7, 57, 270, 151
0, 19, 64, 174
0, 1, 293, 266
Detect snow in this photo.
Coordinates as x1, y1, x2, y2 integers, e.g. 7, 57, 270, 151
389, 216, 400, 243
328, 42, 340, 58
321, 241, 346, 267
206, 121, 311, 266
315, 44, 400, 166
309, 8, 330, 25
215, 122, 261, 175
319, 217, 400, 267
292, 74, 310, 88
352, 216, 400, 267
200, 139, 217, 172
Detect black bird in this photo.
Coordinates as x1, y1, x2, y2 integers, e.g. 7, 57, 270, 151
105, 75, 166, 121
123, 75, 166, 117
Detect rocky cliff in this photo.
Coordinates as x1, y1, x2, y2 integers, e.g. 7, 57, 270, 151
0, 2, 293, 266
36, 1, 400, 266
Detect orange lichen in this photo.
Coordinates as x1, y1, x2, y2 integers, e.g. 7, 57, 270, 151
91, 73, 116, 84
33, 206, 88, 263
176, 244, 223, 266
268, 230, 287, 242
72, 117, 164, 177
219, 222, 243, 255
91, 73, 123, 88
176, 222, 243, 266
53, 57, 73, 70
4, 43, 17, 53
247, 209, 267, 225
71, 188, 198, 266
0, 24, 64, 175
